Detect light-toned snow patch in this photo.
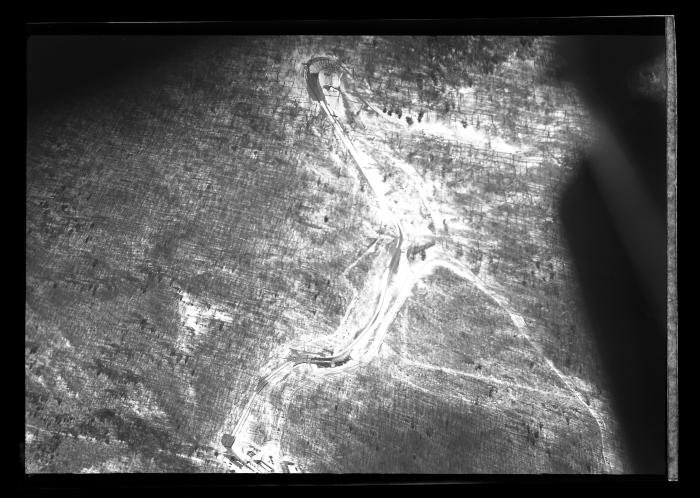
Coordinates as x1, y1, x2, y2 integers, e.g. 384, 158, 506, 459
176, 291, 234, 351
125, 395, 168, 420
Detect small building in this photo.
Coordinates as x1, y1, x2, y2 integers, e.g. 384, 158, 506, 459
254, 459, 274, 472
223, 453, 245, 470
282, 460, 300, 473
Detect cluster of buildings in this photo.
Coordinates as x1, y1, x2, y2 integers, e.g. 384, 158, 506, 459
218, 438, 300, 473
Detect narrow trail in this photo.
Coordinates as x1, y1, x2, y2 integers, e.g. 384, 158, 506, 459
222, 56, 613, 473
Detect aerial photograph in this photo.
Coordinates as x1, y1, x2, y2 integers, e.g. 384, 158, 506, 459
25, 22, 675, 478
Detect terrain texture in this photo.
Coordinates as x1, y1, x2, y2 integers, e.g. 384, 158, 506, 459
25, 36, 643, 473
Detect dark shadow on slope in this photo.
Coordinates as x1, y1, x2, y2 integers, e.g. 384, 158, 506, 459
27, 36, 199, 116
556, 35, 668, 475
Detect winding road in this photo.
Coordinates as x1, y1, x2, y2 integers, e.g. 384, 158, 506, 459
224, 56, 613, 473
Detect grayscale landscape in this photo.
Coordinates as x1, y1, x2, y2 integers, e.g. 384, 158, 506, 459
25, 35, 666, 474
